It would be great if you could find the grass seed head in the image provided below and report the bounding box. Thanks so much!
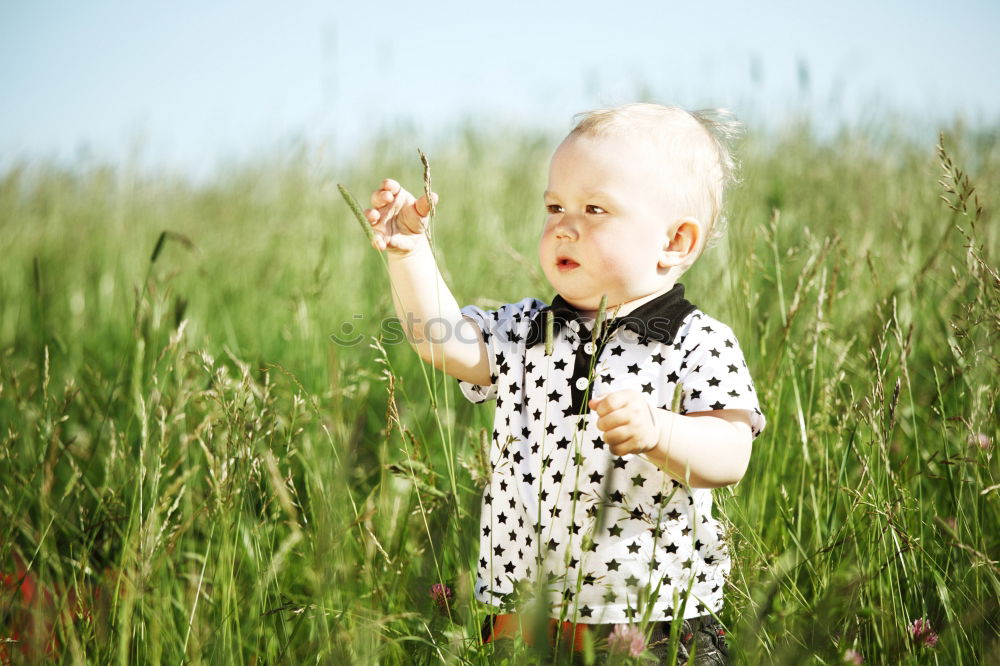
[338,184,377,246]
[593,294,608,340]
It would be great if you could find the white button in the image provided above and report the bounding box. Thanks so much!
[568,320,580,332]
[575,377,589,390]
[583,341,596,355]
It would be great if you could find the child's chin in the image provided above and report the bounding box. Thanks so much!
[556,292,596,310]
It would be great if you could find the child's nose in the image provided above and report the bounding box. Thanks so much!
[553,216,579,240]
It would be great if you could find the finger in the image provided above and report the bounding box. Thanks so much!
[601,425,632,448]
[381,178,401,194]
[413,192,439,218]
[370,188,390,208]
[596,409,629,433]
[364,208,380,224]
[593,391,628,414]
[607,430,648,456]
[588,394,611,415]
[383,189,402,209]
[412,194,430,218]
[605,392,632,411]
[608,439,640,456]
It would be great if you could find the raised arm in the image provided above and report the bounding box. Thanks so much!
[364,179,491,386]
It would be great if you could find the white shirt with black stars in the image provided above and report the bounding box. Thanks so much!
[457,285,766,624]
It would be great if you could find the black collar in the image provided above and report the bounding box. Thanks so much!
[525,284,697,347]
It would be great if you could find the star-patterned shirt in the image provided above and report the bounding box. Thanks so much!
[457,285,765,624]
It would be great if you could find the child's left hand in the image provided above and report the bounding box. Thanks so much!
[589,390,660,456]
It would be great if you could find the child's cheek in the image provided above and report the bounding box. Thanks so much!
[593,242,631,280]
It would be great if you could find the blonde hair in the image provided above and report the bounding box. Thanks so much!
[569,103,744,250]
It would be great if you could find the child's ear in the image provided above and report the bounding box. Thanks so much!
[659,217,701,269]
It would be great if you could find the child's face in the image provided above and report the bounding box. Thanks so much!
[539,131,683,312]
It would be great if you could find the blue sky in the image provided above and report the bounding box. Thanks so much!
[1,0,998,174]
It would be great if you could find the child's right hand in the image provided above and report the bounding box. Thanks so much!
[364,179,438,254]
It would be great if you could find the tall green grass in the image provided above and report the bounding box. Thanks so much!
[0,117,997,664]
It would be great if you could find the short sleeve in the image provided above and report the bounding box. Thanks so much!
[677,315,766,438]
[456,298,543,404]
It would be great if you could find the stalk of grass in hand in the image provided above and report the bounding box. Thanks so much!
[337,184,378,246]
[418,149,436,244]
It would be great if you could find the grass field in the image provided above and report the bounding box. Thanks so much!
[0,114,997,664]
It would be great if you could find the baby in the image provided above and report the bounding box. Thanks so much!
[364,103,765,661]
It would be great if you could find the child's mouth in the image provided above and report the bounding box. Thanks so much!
[556,258,580,272]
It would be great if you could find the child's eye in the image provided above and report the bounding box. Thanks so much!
[586,205,607,214]
[546,204,563,214]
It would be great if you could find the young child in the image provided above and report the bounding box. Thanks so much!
[363,103,765,662]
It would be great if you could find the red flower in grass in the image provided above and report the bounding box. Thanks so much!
[607,624,646,657]
[429,583,453,612]
[1,556,103,665]
[842,648,864,664]
[908,617,939,648]
[969,432,991,450]
[1,563,53,664]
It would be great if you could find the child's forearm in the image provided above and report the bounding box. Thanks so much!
[644,409,753,489]
[386,236,489,384]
